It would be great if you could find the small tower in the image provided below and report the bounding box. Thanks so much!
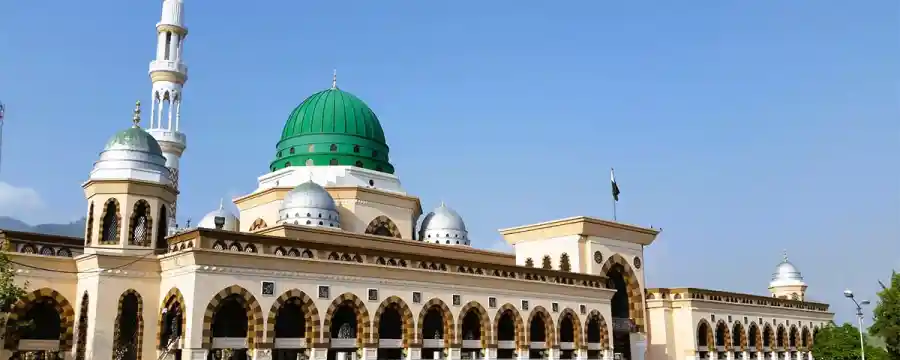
[769,251,808,301]
[147,0,188,231]
[83,101,178,254]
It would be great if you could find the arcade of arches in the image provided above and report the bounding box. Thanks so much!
[695,319,819,360]
[1,286,616,360]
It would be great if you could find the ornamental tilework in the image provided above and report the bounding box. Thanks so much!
[364,216,402,238]
[322,292,371,348]
[557,308,582,349]
[598,254,644,333]
[372,296,414,347]
[4,288,76,350]
[265,289,321,348]
[416,298,455,348]
[493,304,525,351]
[113,289,145,360]
[456,301,491,348]
[156,287,187,349]
[201,285,265,349]
[526,306,556,348]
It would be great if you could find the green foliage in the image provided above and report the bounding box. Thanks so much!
[870,271,900,359]
[811,323,888,360]
[541,255,552,270]
[0,245,27,313]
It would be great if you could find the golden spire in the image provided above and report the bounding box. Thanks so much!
[332,69,338,89]
[132,100,142,128]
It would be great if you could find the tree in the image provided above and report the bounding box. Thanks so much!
[871,271,900,359]
[541,255,552,270]
[524,258,534,268]
[559,253,571,272]
[0,242,29,341]
[811,323,887,360]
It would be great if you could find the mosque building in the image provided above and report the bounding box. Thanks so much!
[0,1,832,360]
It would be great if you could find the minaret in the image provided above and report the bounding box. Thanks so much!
[147,0,188,232]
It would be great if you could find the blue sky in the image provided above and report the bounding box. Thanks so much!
[1,1,897,324]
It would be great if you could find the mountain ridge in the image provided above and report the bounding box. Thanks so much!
[0,216,85,238]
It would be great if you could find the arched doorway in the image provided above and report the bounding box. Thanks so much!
[585,311,609,360]
[715,321,730,358]
[527,307,553,359]
[748,324,760,354]
[557,311,580,359]
[376,305,402,359]
[762,325,773,351]
[732,322,745,359]
[494,307,520,360]
[210,294,251,360]
[421,306,446,359]
[696,320,712,359]
[800,327,810,351]
[273,299,306,360]
[326,295,368,360]
[789,326,798,360]
[159,290,185,360]
[460,309,483,359]
[776,325,786,354]
[113,290,143,360]
[606,264,633,360]
[12,297,63,358]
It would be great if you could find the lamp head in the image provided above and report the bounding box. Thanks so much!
[843,290,854,298]
[861,300,871,306]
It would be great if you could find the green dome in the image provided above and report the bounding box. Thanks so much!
[271,87,395,174]
[104,126,163,155]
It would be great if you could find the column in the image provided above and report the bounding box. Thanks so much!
[743,351,750,360]
[157,99,164,129]
[406,347,421,360]
[548,347,559,360]
[448,347,461,360]
[167,97,174,130]
[168,33,179,62]
[710,352,718,360]
[576,348,587,360]
[601,349,612,360]
[182,348,208,360]
[485,347,497,360]
[756,352,763,360]
[175,98,182,131]
[310,347,327,360]
[518,348,529,360]
[362,347,377,360]
[726,351,734,360]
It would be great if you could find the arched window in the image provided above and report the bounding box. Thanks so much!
[330,159,339,165]
[100,199,120,244]
[85,202,94,246]
[354,161,363,167]
[330,144,338,152]
[289,147,295,154]
[353,145,360,153]
[129,200,152,246]
[156,205,169,251]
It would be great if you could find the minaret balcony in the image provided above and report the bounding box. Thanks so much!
[149,60,188,76]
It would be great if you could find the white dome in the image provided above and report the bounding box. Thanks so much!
[770,252,805,287]
[90,102,171,184]
[420,203,469,246]
[278,180,341,229]
[198,200,240,231]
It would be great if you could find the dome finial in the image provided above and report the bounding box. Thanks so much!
[219,198,224,210]
[132,100,142,128]
[782,249,789,262]
[332,69,338,89]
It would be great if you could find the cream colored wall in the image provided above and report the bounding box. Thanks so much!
[584,237,643,278]
[238,200,281,232]
[512,235,580,270]
[645,296,832,360]
[337,199,415,239]
[769,285,807,301]
[179,268,615,348]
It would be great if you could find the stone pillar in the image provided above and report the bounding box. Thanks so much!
[485,347,497,360]
[601,349,612,360]
[448,347,461,360]
[711,352,719,360]
[362,348,377,360]
[577,348,587,360]
[406,347,421,360]
[548,347,559,360]
[310,347,327,360]
[518,348,529,360]
[182,348,208,360]
[726,351,734,360]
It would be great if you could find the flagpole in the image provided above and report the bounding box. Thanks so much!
[612,195,617,221]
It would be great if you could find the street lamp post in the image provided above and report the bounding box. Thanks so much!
[843,290,870,360]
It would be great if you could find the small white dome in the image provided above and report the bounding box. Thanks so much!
[420,202,469,246]
[90,102,171,184]
[278,180,341,229]
[770,252,805,287]
[198,200,240,231]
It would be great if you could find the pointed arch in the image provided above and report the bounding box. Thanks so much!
[748,322,761,349]
[763,323,774,349]
[801,326,812,350]
[585,310,610,350]
[323,292,371,348]
[266,289,320,348]
[75,292,89,360]
[598,254,644,332]
[789,324,799,349]
[715,320,731,351]
[249,218,268,231]
[732,321,746,351]
[157,287,187,349]
[99,198,122,244]
[4,287,76,350]
[457,301,491,349]
[365,215,401,238]
[526,306,556,348]
[113,289,144,360]
[372,296,414,347]
[696,319,714,351]
[155,204,169,251]
[128,200,153,246]
[776,324,787,349]
[201,285,265,349]
[557,308,582,349]
[494,303,525,349]
[85,202,94,246]
[417,298,455,348]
